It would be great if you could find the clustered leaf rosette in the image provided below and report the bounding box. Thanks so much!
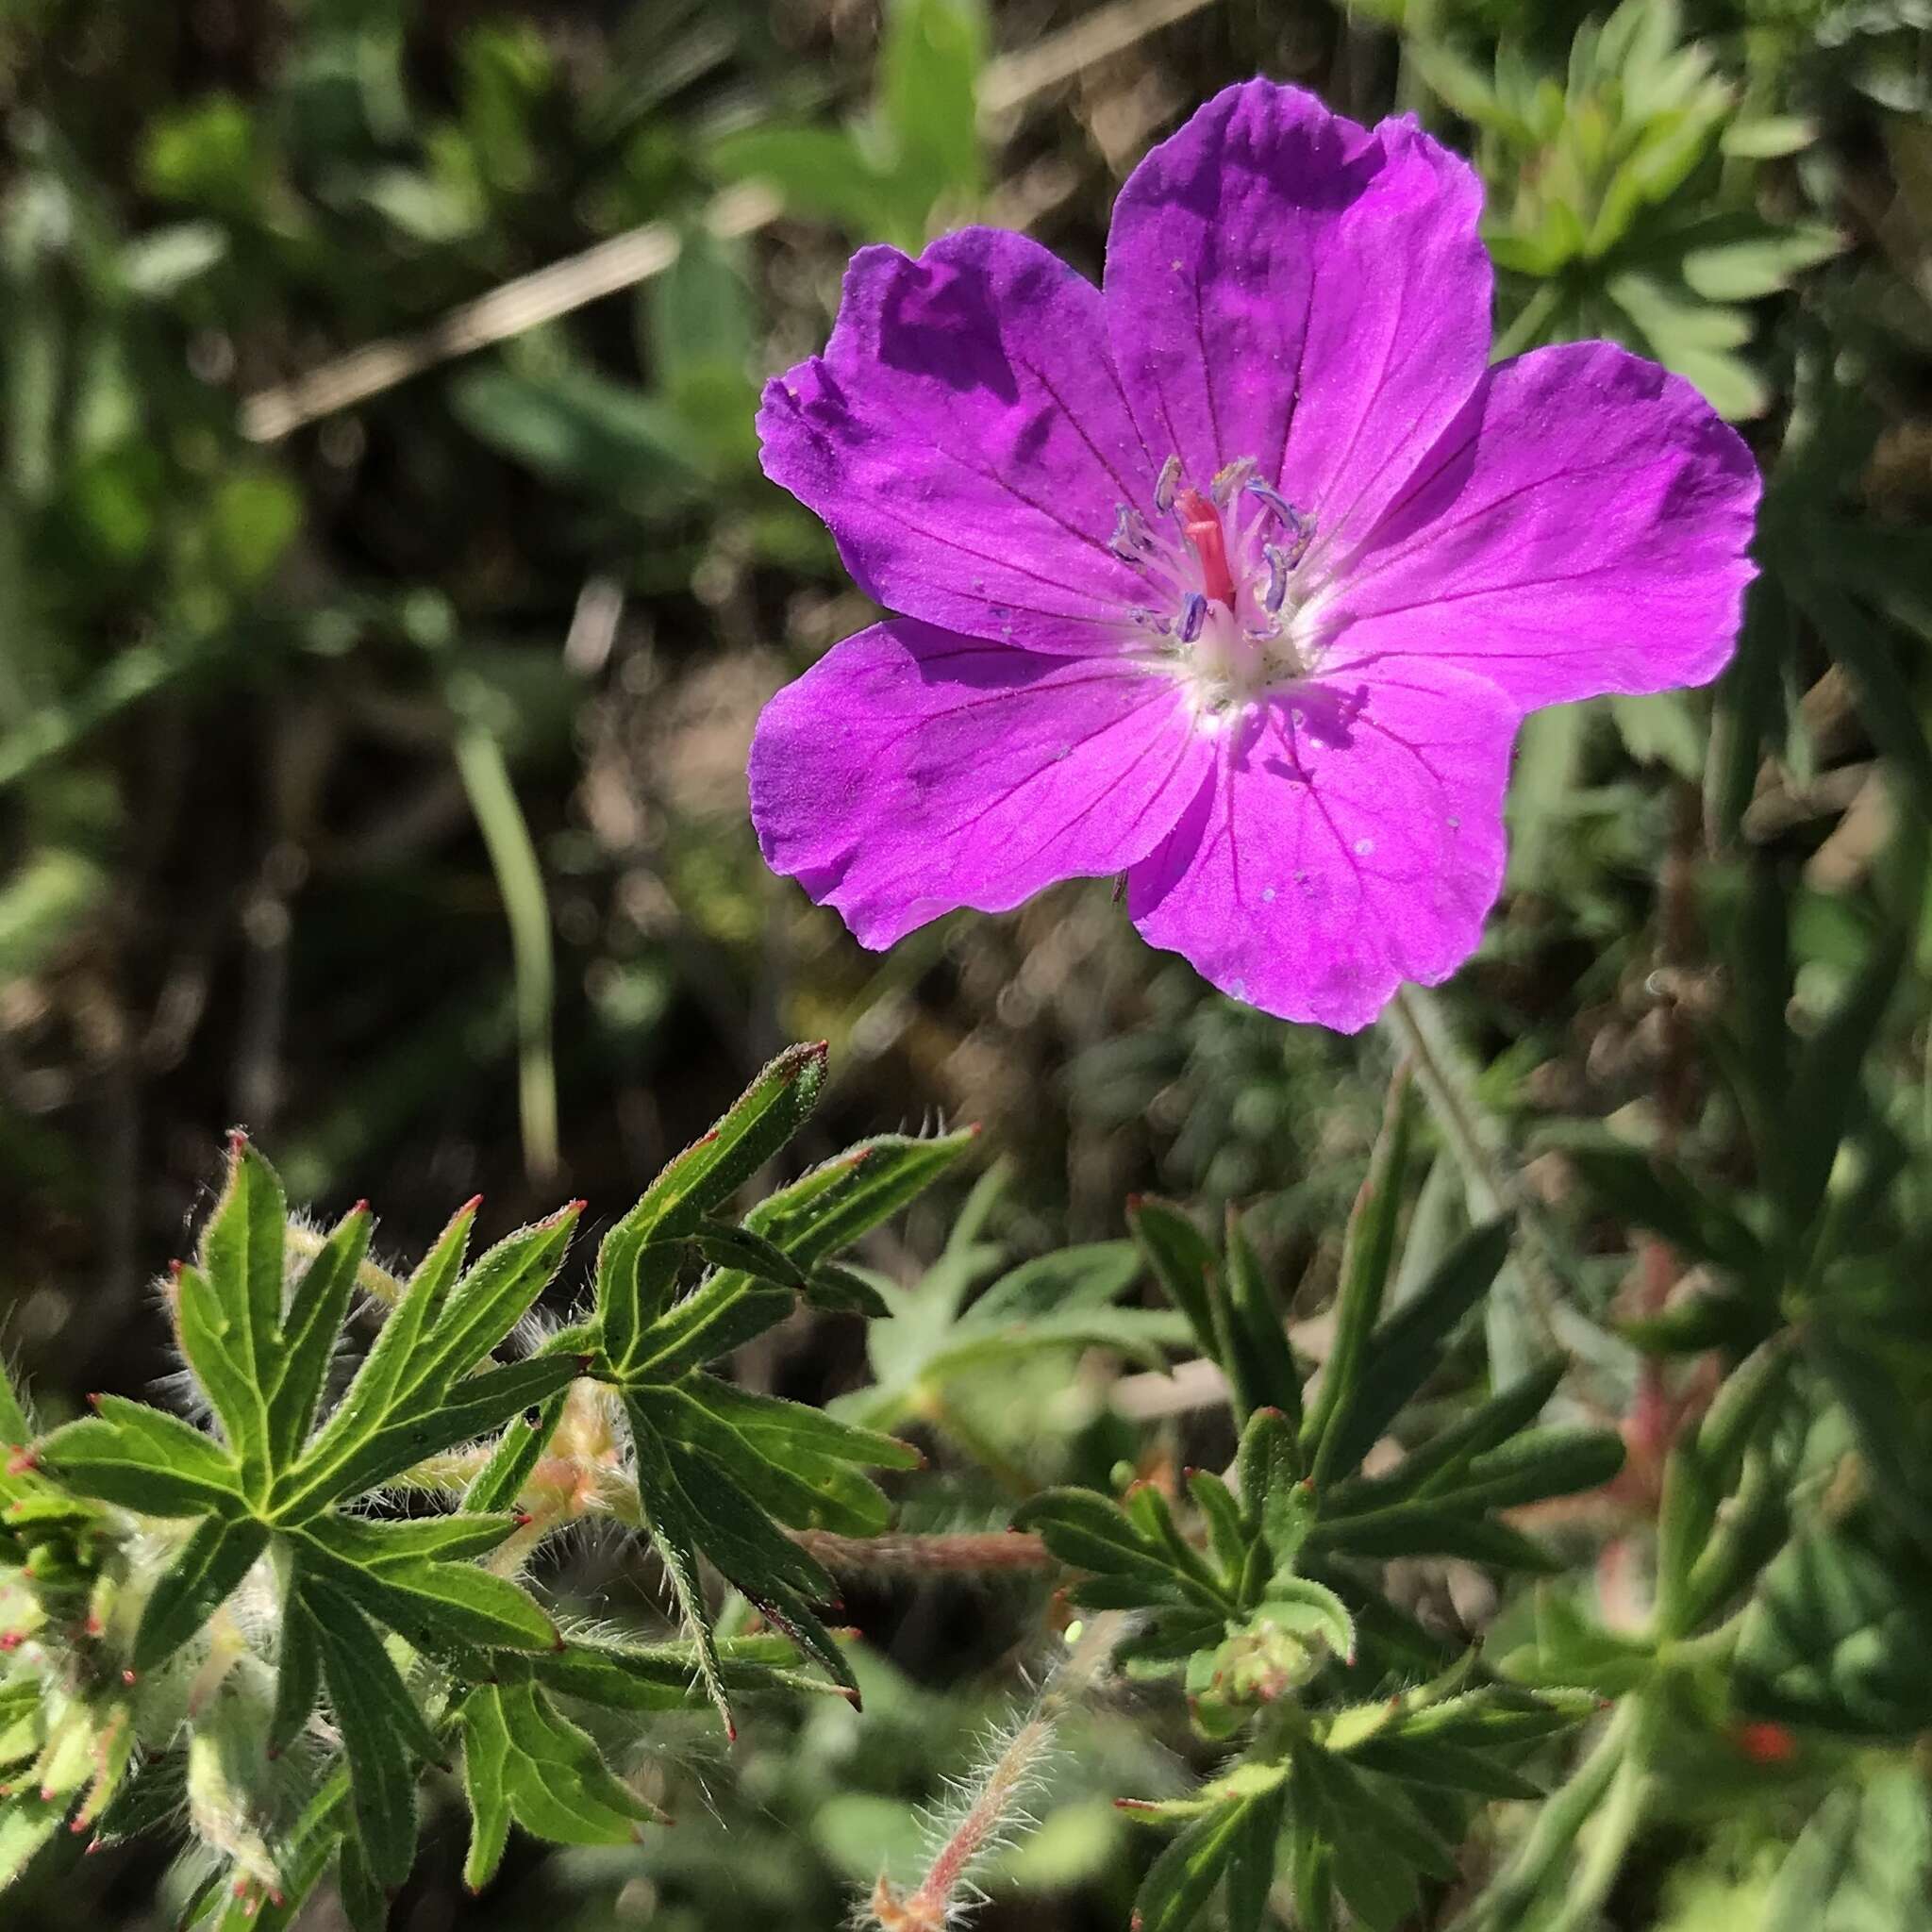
[0,1046,970,1923]
[748,78,1760,1030]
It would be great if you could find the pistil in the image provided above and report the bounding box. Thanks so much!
[1174,488,1237,608]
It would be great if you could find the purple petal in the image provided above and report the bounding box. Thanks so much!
[1317,341,1760,708]
[1104,80,1491,552]
[1125,665,1515,1031]
[749,620,1213,948]
[758,228,1157,657]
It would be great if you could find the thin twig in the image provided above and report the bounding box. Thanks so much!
[237,0,1224,441]
[977,0,1219,114]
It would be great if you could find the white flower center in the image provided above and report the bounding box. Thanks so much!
[1107,455,1323,723]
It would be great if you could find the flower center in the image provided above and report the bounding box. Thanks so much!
[1108,454,1318,718]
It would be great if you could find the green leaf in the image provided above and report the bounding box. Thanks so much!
[1132,1783,1277,1932]
[303,1576,438,1886]
[623,1276,794,1383]
[400,1205,582,1412]
[133,1514,270,1670]
[1299,1747,1456,1930]
[1189,1468,1248,1583]
[1012,1488,1232,1615]
[1344,1733,1542,1801]
[1425,1426,1625,1514]
[1680,223,1840,301]
[680,1378,917,1522]
[1327,1358,1566,1515]
[1304,1085,1414,1481]
[0,1794,61,1889]
[1223,1208,1301,1424]
[599,1042,827,1371]
[271,1594,325,1757]
[746,1128,975,1268]
[1720,116,1815,158]
[1306,1502,1561,1572]
[1234,1403,1302,1528]
[798,1262,892,1319]
[647,229,756,390]
[38,1396,243,1516]
[706,125,905,242]
[170,1261,274,1500]
[972,1241,1141,1321]
[1737,1514,1932,1736]
[1391,1682,1592,1746]
[460,1679,515,1893]
[1125,1197,1221,1369]
[1765,1767,1932,1932]
[199,1134,288,1394]
[453,363,723,496]
[299,1532,553,1658]
[686,1220,808,1292]
[265,1205,373,1469]
[879,0,987,211]
[1224,1777,1288,1932]
[336,1831,387,1932]
[463,1387,569,1516]
[1780,922,1908,1238]
[535,1637,842,1712]
[280,1352,583,1515]
[282,1197,478,1499]
[1788,571,1932,826]
[1565,1142,1764,1272]
[459,1669,658,1888]
[627,1396,830,1600]
[1657,1341,1790,1631]
[0,1357,29,1448]
[1316,1219,1514,1485]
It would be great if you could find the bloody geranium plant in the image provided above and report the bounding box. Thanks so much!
[748,79,1759,1028]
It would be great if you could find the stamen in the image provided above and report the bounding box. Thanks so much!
[1109,505,1155,561]
[1174,488,1237,608]
[1153,455,1182,516]
[1177,592,1208,643]
[1244,477,1311,551]
[1210,458,1257,507]
[1261,543,1291,614]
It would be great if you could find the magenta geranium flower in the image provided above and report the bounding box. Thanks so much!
[747,80,1758,1030]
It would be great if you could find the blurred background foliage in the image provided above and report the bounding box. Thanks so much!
[2,0,1931,1926]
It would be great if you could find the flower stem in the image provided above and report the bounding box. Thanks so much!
[866,1614,1122,1932]
[1384,984,1570,1360]
[284,1222,405,1308]
[789,1529,1054,1577]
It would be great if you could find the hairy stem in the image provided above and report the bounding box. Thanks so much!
[868,1614,1123,1932]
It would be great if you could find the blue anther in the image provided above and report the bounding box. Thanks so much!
[1244,477,1310,541]
[1177,591,1208,643]
[1154,455,1182,516]
[1110,504,1154,561]
[1261,543,1291,613]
